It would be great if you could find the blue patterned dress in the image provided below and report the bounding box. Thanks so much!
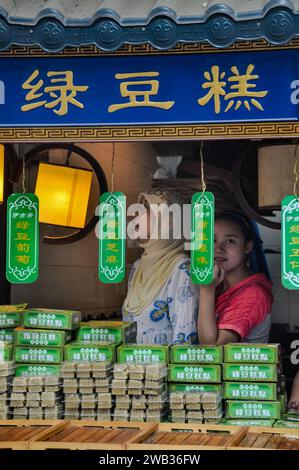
[122,258,199,345]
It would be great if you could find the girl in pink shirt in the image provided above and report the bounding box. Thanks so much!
[198,211,273,345]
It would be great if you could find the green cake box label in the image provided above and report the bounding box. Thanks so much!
[224,343,280,363]
[15,328,72,347]
[169,383,222,393]
[170,345,223,364]
[0,329,15,342]
[76,321,137,345]
[274,420,299,429]
[224,382,277,401]
[14,346,63,364]
[0,342,13,361]
[223,364,278,382]
[281,410,299,422]
[117,345,169,364]
[15,364,60,377]
[64,343,115,362]
[223,419,275,427]
[226,401,281,419]
[0,312,24,328]
[168,364,222,383]
[0,304,28,328]
[23,309,81,330]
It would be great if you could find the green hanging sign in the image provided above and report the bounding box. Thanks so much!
[6,193,39,284]
[98,192,126,283]
[191,191,214,284]
[281,195,299,289]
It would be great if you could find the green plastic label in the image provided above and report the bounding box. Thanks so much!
[226,401,281,419]
[0,312,23,328]
[282,411,299,422]
[191,192,214,284]
[224,382,277,401]
[64,344,115,362]
[170,345,223,364]
[168,364,221,383]
[281,195,299,289]
[274,420,299,429]
[6,193,39,284]
[14,346,63,364]
[16,328,72,347]
[224,343,280,363]
[117,345,168,364]
[15,364,60,377]
[99,192,126,284]
[0,329,15,342]
[223,419,275,427]
[223,364,278,382]
[169,383,222,393]
[24,309,81,330]
[77,327,122,344]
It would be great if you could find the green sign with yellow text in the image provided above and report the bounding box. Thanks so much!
[281,195,299,289]
[99,192,126,283]
[191,192,214,284]
[6,193,39,284]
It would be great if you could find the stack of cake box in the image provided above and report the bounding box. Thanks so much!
[168,345,223,424]
[222,343,285,426]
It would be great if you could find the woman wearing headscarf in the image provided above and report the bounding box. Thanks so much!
[122,190,199,345]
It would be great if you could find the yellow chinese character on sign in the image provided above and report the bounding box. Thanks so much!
[15,221,30,230]
[108,72,175,112]
[290,260,299,270]
[198,66,226,114]
[15,255,30,265]
[106,243,119,253]
[21,69,46,110]
[224,64,268,112]
[15,233,30,241]
[196,257,208,265]
[198,245,208,253]
[197,221,208,230]
[198,64,268,114]
[196,232,208,242]
[290,237,299,245]
[290,248,299,257]
[107,221,118,229]
[106,232,116,239]
[106,255,118,264]
[16,244,30,253]
[290,225,299,234]
[21,69,88,116]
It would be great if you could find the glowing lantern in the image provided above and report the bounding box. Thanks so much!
[35,162,92,228]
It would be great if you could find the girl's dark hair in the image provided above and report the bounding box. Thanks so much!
[215,210,255,243]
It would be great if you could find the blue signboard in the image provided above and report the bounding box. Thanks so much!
[0,49,298,126]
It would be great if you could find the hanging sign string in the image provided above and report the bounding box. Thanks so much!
[294,142,298,200]
[111,142,115,194]
[200,141,206,195]
[22,152,26,194]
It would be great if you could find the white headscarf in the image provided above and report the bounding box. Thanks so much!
[123,190,186,316]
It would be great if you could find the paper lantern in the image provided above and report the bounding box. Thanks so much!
[35,162,92,228]
[258,144,299,209]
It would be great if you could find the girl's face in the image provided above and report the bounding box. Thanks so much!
[214,219,253,273]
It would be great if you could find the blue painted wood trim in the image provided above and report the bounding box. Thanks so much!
[0,6,299,52]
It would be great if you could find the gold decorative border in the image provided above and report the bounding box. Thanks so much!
[1,38,299,57]
[1,122,299,142]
